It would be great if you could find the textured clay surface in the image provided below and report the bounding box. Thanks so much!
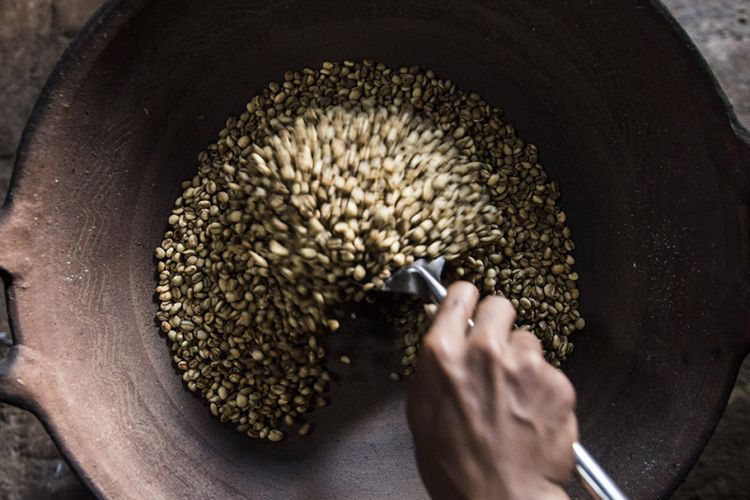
[0,1,747,499]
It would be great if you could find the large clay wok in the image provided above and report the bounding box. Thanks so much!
[1,0,749,498]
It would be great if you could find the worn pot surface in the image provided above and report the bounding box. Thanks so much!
[1,0,749,498]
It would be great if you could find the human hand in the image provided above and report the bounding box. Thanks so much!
[407,282,578,500]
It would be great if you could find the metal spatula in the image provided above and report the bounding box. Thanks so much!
[383,256,450,303]
[382,257,627,500]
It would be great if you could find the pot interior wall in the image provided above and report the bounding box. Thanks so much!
[15,0,746,498]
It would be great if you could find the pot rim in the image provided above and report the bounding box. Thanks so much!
[0,1,748,498]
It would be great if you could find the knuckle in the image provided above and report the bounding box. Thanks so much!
[540,366,577,409]
[483,295,516,320]
[554,374,577,409]
[471,331,502,359]
[443,298,469,318]
[510,350,550,384]
[421,335,453,362]
[515,328,536,342]
[447,280,479,298]
[516,329,542,350]
[442,294,474,318]
[517,349,544,373]
[445,281,478,306]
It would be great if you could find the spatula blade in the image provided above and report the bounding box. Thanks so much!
[382,257,446,302]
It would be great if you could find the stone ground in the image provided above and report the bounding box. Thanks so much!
[0,0,748,498]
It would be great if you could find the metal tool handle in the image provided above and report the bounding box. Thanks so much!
[574,442,628,500]
[413,266,447,302]
[415,270,626,499]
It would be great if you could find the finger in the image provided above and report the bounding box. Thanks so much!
[509,329,543,355]
[544,366,577,411]
[426,281,479,354]
[525,362,576,422]
[470,296,516,344]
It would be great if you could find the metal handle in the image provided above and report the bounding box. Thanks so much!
[413,266,447,302]
[574,442,628,500]
[420,270,626,499]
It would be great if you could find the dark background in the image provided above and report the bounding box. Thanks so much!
[0,0,748,498]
